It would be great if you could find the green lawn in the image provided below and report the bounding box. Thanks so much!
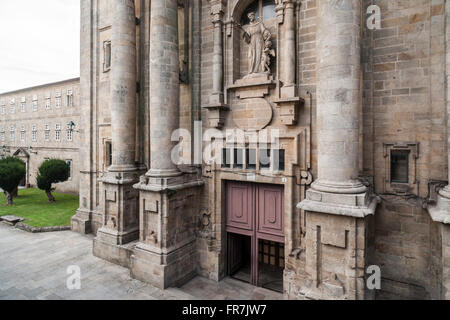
[0,188,79,228]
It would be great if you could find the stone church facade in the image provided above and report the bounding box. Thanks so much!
[71,0,450,300]
[0,78,81,194]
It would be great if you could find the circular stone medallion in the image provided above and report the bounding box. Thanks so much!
[232,98,273,131]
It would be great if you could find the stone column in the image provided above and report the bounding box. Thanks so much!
[205,0,228,128]
[146,0,181,177]
[283,0,295,87]
[109,0,137,173]
[297,0,377,300]
[93,0,140,265]
[71,0,97,235]
[131,0,204,290]
[212,18,223,99]
[428,0,450,300]
[312,0,366,195]
[275,0,302,125]
[440,0,450,201]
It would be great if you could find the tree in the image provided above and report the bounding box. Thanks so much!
[0,157,26,205]
[37,159,70,202]
[2,157,26,198]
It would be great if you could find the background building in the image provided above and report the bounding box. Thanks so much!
[0,78,80,194]
[71,0,450,300]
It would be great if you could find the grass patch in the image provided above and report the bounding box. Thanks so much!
[0,188,78,228]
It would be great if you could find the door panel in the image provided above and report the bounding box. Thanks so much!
[257,185,284,241]
[226,182,253,231]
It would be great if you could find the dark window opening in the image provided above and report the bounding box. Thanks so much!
[106,141,112,167]
[274,149,285,171]
[246,149,257,170]
[234,149,244,169]
[104,41,111,71]
[241,0,276,25]
[391,150,409,184]
[260,149,271,169]
[222,148,231,168]
[262,0,276,20]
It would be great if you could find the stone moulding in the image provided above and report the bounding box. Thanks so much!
[298,196,380,218]
[428,195,450,224]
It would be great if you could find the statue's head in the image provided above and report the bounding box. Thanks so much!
[247,12,256,22]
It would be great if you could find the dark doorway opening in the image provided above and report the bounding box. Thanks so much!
[258,240,284,292]
[228,233,252,284]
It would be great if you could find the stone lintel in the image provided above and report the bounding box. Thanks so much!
[427,195,450,224]
[298,190,379,218]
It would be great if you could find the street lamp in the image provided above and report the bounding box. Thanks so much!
[67,121,80,133]
[28,146,38,155]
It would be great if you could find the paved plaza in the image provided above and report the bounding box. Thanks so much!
[0,223,282,300]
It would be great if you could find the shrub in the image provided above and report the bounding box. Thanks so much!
[37,159,70,202]
[0,157,26,205]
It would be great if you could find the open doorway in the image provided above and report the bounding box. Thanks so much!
[228,233,252,284]
[226,181,285,293]
[258,240,284,292]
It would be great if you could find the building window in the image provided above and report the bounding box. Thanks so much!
[0,103,5,115]
[10,99,15,114]
[390,150,409,184]
[45,124,50,141]
[9,126,15,142]
[234,149,244,169]
[274,149,285,171]
[0,128,4,142]
[20,126,25,142]
[384,142,419,196]
[105,141,112,167]
[67,127,73,142]
[21,97,26,112]
[103,40,112,72]
[55,92,61,108]
[241,0,276,25]
[66,160,73,179]
[32,125,37,142]
[67,89,73,107]
[32,95,38,111]
[246,149,257,170]
[260,149,271,169]
[222,148,231,168]
[45,95,51,109]
[55,124,61,142]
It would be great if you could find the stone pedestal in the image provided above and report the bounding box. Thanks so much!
[93,171,141,267]
[130,172,204,289]
[294,207,376,300]
[71,208,92,234]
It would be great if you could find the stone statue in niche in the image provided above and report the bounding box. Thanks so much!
[243,12,273,75]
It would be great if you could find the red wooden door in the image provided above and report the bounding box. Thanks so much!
[226,181,284,287]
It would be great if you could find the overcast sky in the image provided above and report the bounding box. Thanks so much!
[0,0,80,94]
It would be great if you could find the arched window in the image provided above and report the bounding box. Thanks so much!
[241,0,276,25]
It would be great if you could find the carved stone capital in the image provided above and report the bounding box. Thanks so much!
[210,0,226,23]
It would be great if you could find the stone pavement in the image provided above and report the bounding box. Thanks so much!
[0,223,282,300]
